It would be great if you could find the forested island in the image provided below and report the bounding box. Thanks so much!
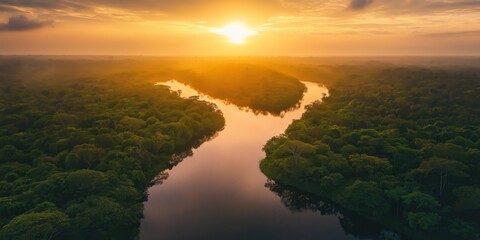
[169,63,306,115]
[261,66,480,239]
[0,58,226,239]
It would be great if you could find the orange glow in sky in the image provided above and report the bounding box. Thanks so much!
[211,22,257,44]
[0,0,479,55]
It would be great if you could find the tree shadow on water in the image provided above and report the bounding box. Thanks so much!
[265,179,408,240]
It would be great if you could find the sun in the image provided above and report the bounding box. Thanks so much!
[211,22,257,44]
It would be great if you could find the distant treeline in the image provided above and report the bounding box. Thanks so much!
[261,66,480,239]
[0,59,225,239]
[0,58,308,115]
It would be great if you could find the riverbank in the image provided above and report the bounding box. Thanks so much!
[0,59,226,239]
[260,66,480,240]
[139,81,359,240]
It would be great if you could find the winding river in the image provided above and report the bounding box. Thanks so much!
[139,80,382,240]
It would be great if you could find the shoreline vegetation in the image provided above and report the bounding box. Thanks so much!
[261,65,480,240]
[264,179,413,239]
[1,57,480,239]
[169,63,307,116]
[0,59,227,239]
[0,57,310,239]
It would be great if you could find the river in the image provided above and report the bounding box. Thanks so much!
[139,80,383,240]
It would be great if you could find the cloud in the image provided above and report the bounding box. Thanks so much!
[0,5,18,12]
[0,0,87,10]
[0,0,288,23]
[1,0,480,24]
[348,0,374,10]
[0,0,284,13]
[422,30,480,37]
[366,0,480,15]
[0,15,53,31]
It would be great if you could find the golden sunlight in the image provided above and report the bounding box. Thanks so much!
[211,22,257,44]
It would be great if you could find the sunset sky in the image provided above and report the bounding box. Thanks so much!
[0,0,479,56]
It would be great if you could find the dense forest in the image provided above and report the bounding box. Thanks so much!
[3,57,480,239]
[0,59,225,239]
[4,57,308,116]
[261,66,480,239]
[264,180,406,239]
[166,63,306,115]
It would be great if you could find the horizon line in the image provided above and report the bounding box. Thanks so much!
[1,54,480,58]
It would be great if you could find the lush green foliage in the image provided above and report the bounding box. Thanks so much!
[261,67,480,239]
[171,63,306,115]
[0,59,225,239]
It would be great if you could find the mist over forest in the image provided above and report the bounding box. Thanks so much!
[0,57,479,240]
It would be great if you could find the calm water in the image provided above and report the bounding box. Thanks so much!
[139,81,388,240]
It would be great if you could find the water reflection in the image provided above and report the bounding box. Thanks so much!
[156,80,306,117]
[150,171,169,186]
[265,180,408,240]
[142,80,409,240]
[142,80,374,240]
[169,150,194,167]
[265,179,338,214]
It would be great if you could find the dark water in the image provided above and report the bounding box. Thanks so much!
[139,81,398,240]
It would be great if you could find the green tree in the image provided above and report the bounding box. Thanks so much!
[348,153,392,177]
[403,191,441,212]
[65,169,107,198]
[65,144,103,169]
[319,173,344,189]
[52,113,78,127]
[119,116,146,131]
[273,139,316,160]
[419,158,468,196]
[449,219,480,240]
[0,211,69,240]
[385,186,408,217]
[342,180,390,216]
[65,196,133,239]
[407,212,440,231]
[453,186,480,212]
[0,145,19,163]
